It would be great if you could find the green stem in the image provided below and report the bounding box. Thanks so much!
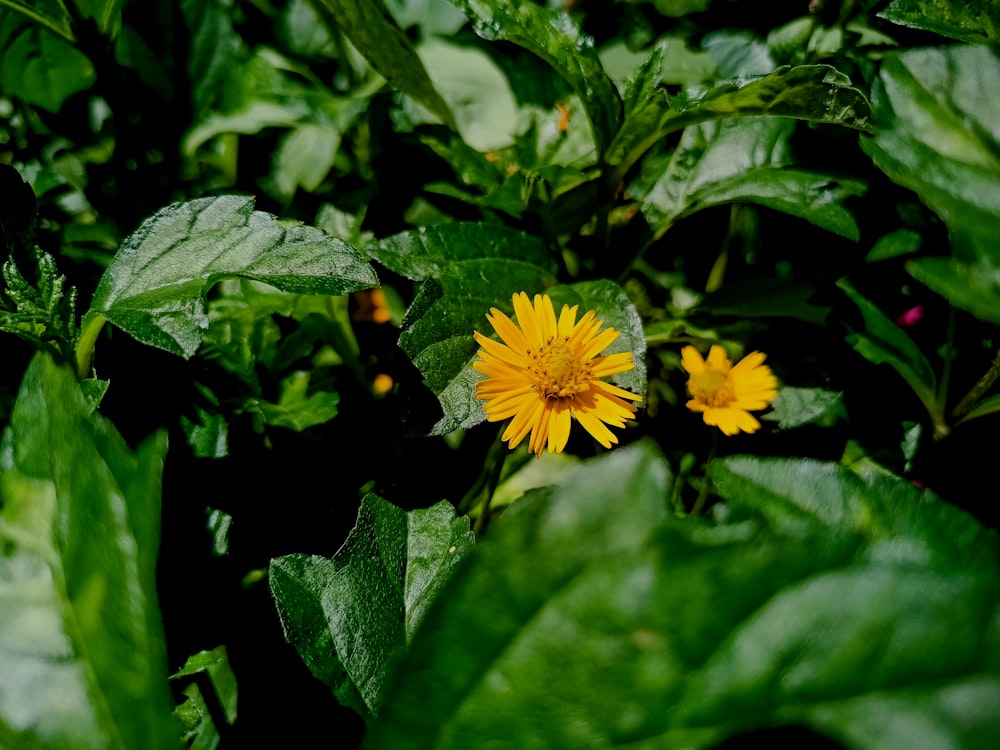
[953,346,1000,425]
[459,426,510,534]
[931,307,957,439]
[690,430,718,516]
[0,0,76,43]
[75,311,106,379]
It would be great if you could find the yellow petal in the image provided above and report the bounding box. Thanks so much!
[487,309,529,353]
[513,292,543,348]
[557,304,579,339]
[582,326,620,360]
[680,346,706,375]
[475,333,526,367]
[548,404,572,453]
[572,407,618,448]
[592,379,644,402]
[591,352,636,378]
[706,345,731,371]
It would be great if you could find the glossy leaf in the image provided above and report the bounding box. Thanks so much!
[640,116,863,239]
[838,279,938,418]
[87,195,378,358]
[879,0,999,43]
[860,45,1000,258]
[309,0,457,130]
[607,64,872,184]
[368,223,557,434]
[449,0,622,156]
[0,353,176,749]
[269,494,474,719]
[364,443,1000,749]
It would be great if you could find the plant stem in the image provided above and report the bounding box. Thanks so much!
[953,346,1000,424]
[75,311,106,379]
[690,430,718,516]
[930,307,957,439]
[458,426,510,534]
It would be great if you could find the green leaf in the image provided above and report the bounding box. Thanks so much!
[180,0,248,118]
[709,455,999,573]
[879,0,1000,43]
[269,494,474,718]
[246,370,340,431]
[0,353,176,749]
[272,123,342,199]
[837,279,939,420]
[449,0,623,156]
[368,223,557,434]
[308,0,457,130]
[962,392,1000,424]
[75,0,123,36]
[867,228,922,262]
[860,45,1000,260]
[406,38,519,151]
[87,195,378,358]
[607,64,872,184]
[863,48,1000,326]
[170,646,237,749]
[699,277,830,326]
[0,9,95,111]
[761,387,846,429]
[365,443,1000,749]
[1,243,79,361]
[639,116,863,239]
[906,257,1000,327]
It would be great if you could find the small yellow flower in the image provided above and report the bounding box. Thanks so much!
[474,292,643,457]
[681,345,778,436]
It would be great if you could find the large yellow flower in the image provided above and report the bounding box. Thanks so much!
[474,292,643,457]
[681,345,778,436]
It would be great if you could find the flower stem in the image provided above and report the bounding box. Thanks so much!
[471,429,510,535]
[459,425,509,529]
[690,430,718,516]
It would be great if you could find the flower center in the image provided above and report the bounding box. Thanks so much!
[689,368,735,408]
[529,338,592,398]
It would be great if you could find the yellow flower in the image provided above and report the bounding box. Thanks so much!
[681,345,778,436]
[474,292,643,457]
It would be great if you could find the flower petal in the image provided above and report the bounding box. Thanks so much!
[512,292,543,348]
[487,309,529,353]
[680,346,706,375]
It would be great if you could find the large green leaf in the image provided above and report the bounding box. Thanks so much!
[364,442,1000,749]
[269,494,474,719]
[86,195,378,358]
[861,45,1000,258]
[0,353,176,749]
[448,0,623,156]
[879,0,1000,43]
[368,223,558,434]
[860,45,1000,324]
[607,64,872,184]
[0,9,94,111]
[307,0,457,130]
[639,116,864,239]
